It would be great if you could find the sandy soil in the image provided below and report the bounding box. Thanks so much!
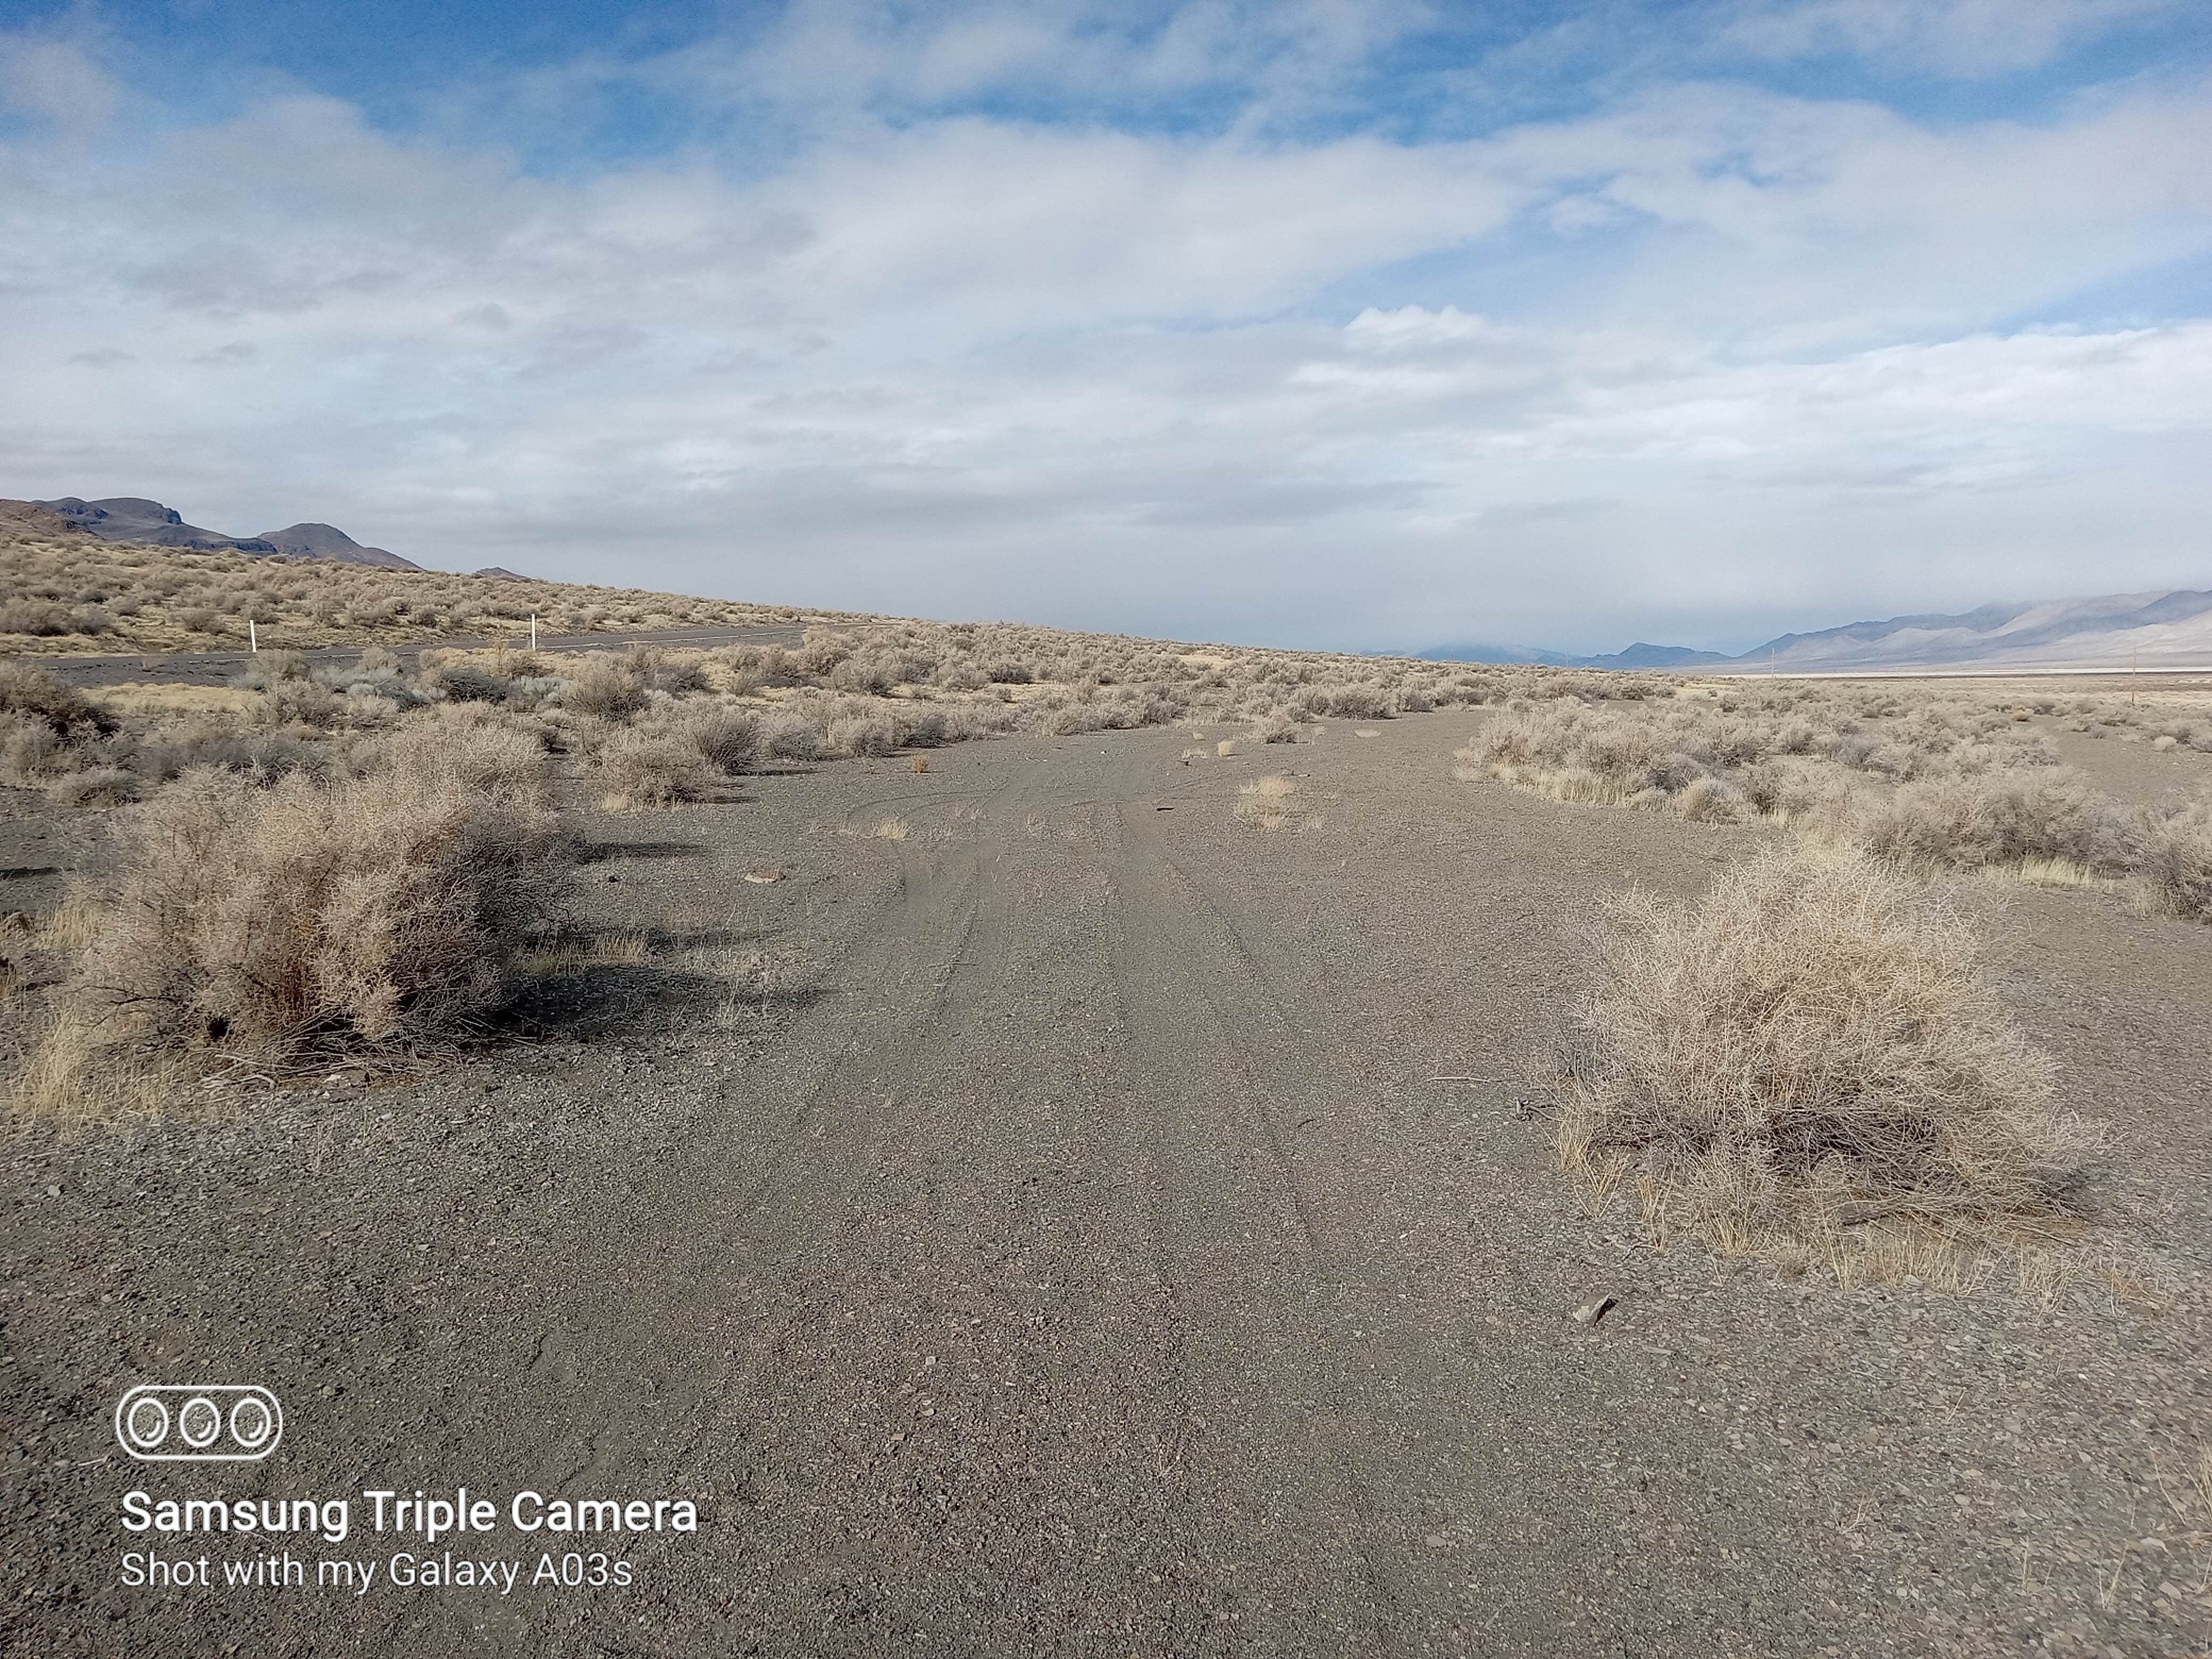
[4,713,2209,1657]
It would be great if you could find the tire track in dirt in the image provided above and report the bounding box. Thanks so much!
[595,756,1228,1656]
[351,776,1030,1657]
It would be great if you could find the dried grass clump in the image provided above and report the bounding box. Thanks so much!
[64,744,565,1066]
[1561,844,2094,1258]
[1235,774,1303,831]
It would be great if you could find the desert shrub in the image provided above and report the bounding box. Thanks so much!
[1848,771,2138,875]
[504,674,564,710]
[1046,704,1109,737]
[826,657,892,695]
[763,713,824,761]
[682,707,761,774]
[1474,711,1548,768]
[1122,689,1186,727]
[1561,844,2091,1247]
[0,599,73,635]
[901,709,949,748]
[596,730,711,809]
[71,756,566,1058]
[1254,709,1298,744]
[1,717,74,784]
[986,660,1034,684]
[48,767,140,808]
[2139,800,2212,921]
[373,708,556,809]
[559,655,649,720]
[1328,685,1393,719]
[722,644,801,687]
[1641,751,1708,794]
[0,668,121,787]
[795,629,851,676]
[137,723,330,786]
[827,713,898,757]
[1739,757,1850,824]
[626,646,709,695]
[0,664,115,739]
[1675,775,1744,824]
[249,649,312,684]
[422,659,508,703]
[258,679,349,729]
[941,702,1020,741]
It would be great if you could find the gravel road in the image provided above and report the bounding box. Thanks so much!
[5,714,2208,1657]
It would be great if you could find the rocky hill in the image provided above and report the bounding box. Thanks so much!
[24,497,419,568]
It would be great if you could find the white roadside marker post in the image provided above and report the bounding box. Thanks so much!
[249,619,258,653]
[531,613,538,652]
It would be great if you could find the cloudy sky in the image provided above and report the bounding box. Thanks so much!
[3,1,2208,653]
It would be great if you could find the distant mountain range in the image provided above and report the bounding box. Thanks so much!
[1428,588,2212,675]
[28,496,421,569]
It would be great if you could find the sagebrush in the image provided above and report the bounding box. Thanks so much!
[1561,844,2097,1259]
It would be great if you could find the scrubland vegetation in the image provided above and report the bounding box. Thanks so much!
[5,531,2206,1319]
[0,520,810,651]
[2,544,1637,824]
[1459,679,2209,1288]
[1,544,1578,1109]
[1461,681,2212,919]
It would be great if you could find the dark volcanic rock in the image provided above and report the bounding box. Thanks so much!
[35,496,276,552]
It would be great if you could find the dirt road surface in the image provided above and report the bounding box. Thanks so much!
[6,715,2208,1656]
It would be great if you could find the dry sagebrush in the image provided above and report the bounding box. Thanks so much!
[1462,682,2212,915]
[66,724,565,1064]
[2140,799,2212,921]
[0,522,810,652]
[1562,845,2097,1258]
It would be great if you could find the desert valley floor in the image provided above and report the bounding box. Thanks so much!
[6,707,2211,1658]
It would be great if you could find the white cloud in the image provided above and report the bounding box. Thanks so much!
[0,9,2207,652]
[0,27,118,131]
